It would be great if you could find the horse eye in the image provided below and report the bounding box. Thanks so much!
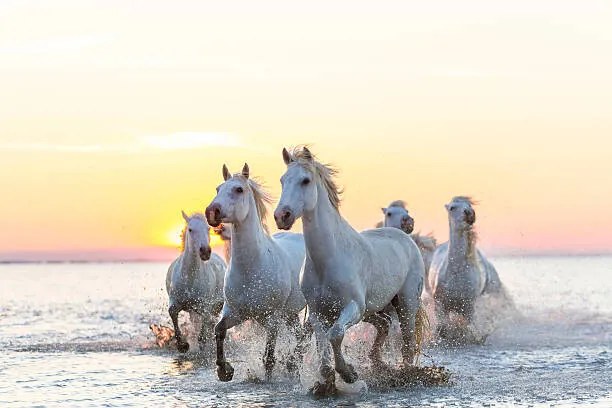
[236,187,243,193]
[302,178,310,185]
[387,213,392,217]
[449,206,456,211]
[188,228,193,232]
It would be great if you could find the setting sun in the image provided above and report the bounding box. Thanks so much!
[165,223,185,248]
[163,222,224,249]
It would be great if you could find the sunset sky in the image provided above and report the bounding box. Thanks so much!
[1,0,611,261]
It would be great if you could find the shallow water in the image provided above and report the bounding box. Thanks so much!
[1,257,611,407]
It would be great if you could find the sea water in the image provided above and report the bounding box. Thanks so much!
[1,257,610,407]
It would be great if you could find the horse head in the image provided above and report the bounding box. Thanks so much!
[445,196,477,230]
[181,210,212,261]
[275,146,340,230]
[206,163,271,230]
[206,163,253,228]
[382,200,415,234]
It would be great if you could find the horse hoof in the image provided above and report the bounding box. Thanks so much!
[309,379,337,398]
[338,364,358,384]
[177,341,189,353]
[216,361,234,382]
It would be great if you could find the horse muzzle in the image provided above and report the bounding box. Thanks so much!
[199,246,212,261]
[401,216,415,234]
[274,207,295,230]
[205,203,224,227]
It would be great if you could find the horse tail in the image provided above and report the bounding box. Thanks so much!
[414,300,430,365]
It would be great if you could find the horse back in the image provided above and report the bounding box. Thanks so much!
[360,228,424,310]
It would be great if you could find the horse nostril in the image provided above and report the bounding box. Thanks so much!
[207,205,220,219]
[200,246,211,259]
[282,210,292,222]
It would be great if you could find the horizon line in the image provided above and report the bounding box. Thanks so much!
[1,251,611,264]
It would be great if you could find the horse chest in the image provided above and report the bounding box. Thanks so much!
[301,273,353,315]
[438,264,483,298]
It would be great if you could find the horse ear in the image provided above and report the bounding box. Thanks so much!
[242,163,250,179]
[282,147,293,165]
[222,164,231,181]
[302,146,313,161]
[381,207,387,214]
[181,210,190,222]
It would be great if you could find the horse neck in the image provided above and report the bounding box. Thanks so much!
[180,234,201,281]
[448,224,477,268]
[302,182,355,264]
[230,195,268,264]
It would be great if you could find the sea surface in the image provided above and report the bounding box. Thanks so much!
[1,256,610,407]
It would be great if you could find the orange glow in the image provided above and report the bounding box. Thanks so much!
[1,1,611,261]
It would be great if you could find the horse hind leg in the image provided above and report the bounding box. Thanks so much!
[169,303,189,353]
[392,289,426,366]
[363,310,392,367]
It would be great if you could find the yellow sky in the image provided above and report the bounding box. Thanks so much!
[1,0,611,259]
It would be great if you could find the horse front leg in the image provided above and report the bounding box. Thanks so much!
[328,300,363,384]
[214,304,245,382]
[309,315,336,396]
[285,312,310,378]
[433,297,450,341]
[259,315,280,381]
[169,303,189,353]
[197,312,215,352]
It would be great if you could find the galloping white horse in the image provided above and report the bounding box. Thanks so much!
[377,200,437,292]
[274,147,427,393]
[166,211,226,353]
[428,196,502,340]
[205,163,308,382]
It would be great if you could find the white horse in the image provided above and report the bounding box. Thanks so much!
[166,211,226,353]
[377,200,438,292]
[428,196,503,341]
[274,147,427,393]
[205,163,308,382]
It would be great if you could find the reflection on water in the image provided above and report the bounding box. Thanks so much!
[1,257,611,407]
